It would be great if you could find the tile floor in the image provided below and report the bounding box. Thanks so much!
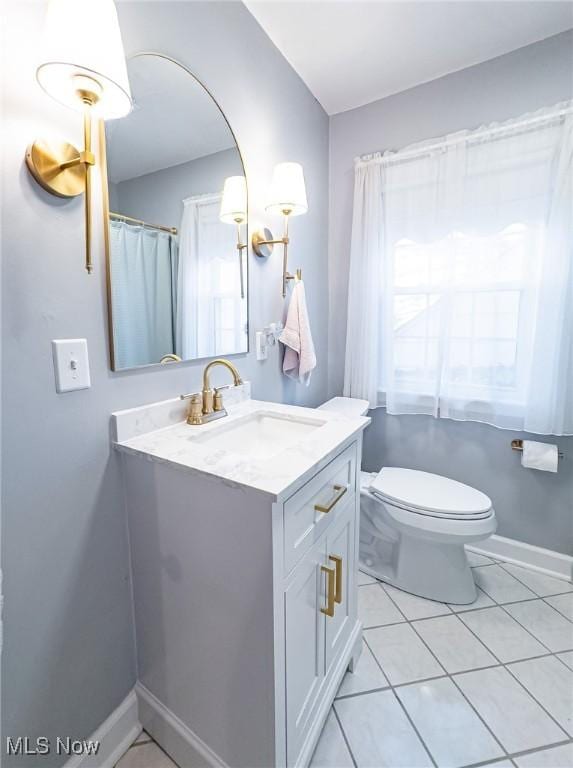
[116,552,573,768]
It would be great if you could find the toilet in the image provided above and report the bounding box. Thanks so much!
[318,397,497,605]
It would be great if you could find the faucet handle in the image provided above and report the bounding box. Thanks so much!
[180,391,201,400]
[180,392,203,425]
[213,385,231,413]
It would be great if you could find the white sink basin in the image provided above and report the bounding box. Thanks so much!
[189,411,326,459]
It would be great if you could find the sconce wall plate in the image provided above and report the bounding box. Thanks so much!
[252,227,275,259]
[25,138,86,198]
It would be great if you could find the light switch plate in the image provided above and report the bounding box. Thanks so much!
[52,339,91,393]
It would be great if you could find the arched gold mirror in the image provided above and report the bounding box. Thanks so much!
[103,53,248,371]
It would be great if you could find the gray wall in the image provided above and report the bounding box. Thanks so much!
[329,31,573,555]
[115,147,243,234]
[1,2,329,765]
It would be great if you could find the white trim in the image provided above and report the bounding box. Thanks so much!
[467,534,573,582]
[64,690,140,768]
[135,683,228,768]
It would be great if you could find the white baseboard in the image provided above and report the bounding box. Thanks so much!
[64,689,141,768]
[468,534,573,581]
[135,683,228,768]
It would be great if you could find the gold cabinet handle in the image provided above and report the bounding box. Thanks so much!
[329,555,343,604]
[321,565,336,617]
[315,484,347,514]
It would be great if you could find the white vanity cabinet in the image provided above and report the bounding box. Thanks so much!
[114,398,368,768]
[282,444,358,765]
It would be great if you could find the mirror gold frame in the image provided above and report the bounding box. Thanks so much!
[101,52,249,372]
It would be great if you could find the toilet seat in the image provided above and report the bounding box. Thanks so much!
[366,468,493,521]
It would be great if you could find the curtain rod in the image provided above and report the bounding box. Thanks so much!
[356,104,573,167]
[110,211,178,235]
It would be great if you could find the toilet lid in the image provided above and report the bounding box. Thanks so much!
[369,467,492,518]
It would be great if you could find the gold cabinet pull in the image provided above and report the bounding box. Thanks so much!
[321,565,336,617]
[329,555,343,604]
[315,484,347,514]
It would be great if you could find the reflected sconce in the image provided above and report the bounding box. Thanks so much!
[25,0,132,274]
[252,162,308,297]
[219,175,247,299]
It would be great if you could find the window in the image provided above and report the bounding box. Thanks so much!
[389,224,541,407]
[344,103,573,434]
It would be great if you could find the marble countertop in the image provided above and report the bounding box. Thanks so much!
[113,396,370,500]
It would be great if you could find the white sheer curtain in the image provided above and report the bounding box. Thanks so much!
[344,103,573,435]
[176,193,247,359]
[176,196,201,358]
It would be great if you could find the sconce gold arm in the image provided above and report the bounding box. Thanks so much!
[25,90,99,274]
[236,221,246,299]
[83,105,94,274]
[252,215,302,297]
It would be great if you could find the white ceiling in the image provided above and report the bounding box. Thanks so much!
[244,1,573,115]
[107,54,236,183]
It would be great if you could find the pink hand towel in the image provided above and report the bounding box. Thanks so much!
[279,280,316,385]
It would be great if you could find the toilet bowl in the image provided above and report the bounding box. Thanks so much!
[360,469,496,604]
[317,397,497,605]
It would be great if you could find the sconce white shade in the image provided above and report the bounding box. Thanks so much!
[220,176,247,224]
[265,162,308,217]
[36,0,132,119]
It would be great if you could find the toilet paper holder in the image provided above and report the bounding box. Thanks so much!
[511,439,564,459]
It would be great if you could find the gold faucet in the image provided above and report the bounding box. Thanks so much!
[181,358,243,425]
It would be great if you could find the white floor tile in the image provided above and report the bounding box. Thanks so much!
[358,584,404,628]
[505,600,573,653]
[466,551,496,567]
[500,564,573,598]
[366,623,444,685]
[310,708,354,768]
[454,666,566,754]
[396,676,504,768]
[448,587,495,613]
[335,689,433,768]
[357,569,377,585]
[459,606,547,663]
[514,743,573,768]
[384,584,452,620]
[115,742,178,768]
[509,656,573,737]
[557,651,573,670]
[545,593,573,622]
[474,565,537,604]
[336,641,389,698]
[413,614,497,673]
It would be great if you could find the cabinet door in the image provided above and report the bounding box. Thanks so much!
[325,505,355,674]
[284,537,327,766]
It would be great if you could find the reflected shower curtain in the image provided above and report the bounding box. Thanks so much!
[110,219,179,369]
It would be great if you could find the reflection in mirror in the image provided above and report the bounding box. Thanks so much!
[105,53,248,371]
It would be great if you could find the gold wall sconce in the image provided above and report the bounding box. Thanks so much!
[251,162,307,297]
[25,0,132,274]
[220,175,247,299]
